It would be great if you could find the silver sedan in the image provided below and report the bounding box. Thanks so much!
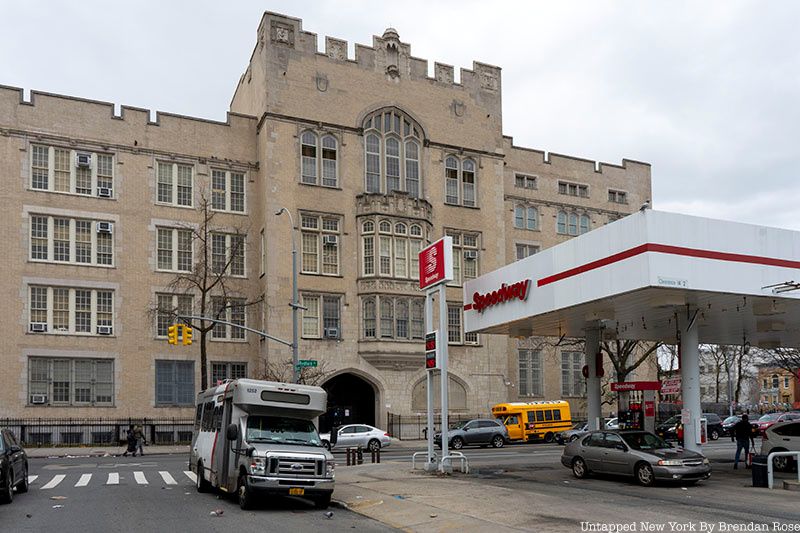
[561,430,711,486]
[319,424,392,452]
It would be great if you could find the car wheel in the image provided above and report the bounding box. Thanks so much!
[569,435,579,442]
[0,469,13,504]
[451,437,464,450]
[195,462,210,493]
[238,472,254,510]
[322,441,331,451]
[773,454,791,472]
[314,492,332,509]
[491,435,505,448]
[710,429,719,441]
[635,462,655,486]
[572,457,588,479]
[367,439,381,452]
[17,464,28,494]
[544,432,554,443]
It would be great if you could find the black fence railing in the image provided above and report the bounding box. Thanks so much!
[0,418,194,447]
[386,412,486,440]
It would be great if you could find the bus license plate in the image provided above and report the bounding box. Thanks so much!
[289,488,305,496]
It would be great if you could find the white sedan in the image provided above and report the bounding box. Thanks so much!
[319,424,392,451]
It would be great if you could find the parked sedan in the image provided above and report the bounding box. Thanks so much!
[722,415,741,437]
[756,412,800,435]
[561,430,711,486]
[434,419,509,450]
[557,422,589,445]
[1,428,29,504]
[319,424,392,452]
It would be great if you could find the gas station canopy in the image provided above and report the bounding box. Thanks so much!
[464,210,800,348]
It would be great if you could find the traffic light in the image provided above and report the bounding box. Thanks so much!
[167,324,179,345]
[182,325,193,345]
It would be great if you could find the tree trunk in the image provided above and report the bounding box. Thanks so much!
[200,329,208,390]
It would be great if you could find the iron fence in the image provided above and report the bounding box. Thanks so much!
[0,418,194,447]
[386,412,486,440]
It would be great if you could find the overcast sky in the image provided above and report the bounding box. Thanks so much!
[2,1,798,229]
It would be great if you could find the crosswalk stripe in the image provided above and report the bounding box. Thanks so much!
[107,473,119,485]
[41,474,65,490]
[27,475,38,484]
[184,471,197,483]
[159,471,177,485]
[75,474,92,487]
[134,471,148,485]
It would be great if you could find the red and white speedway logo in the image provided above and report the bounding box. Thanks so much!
[471,279,531,313]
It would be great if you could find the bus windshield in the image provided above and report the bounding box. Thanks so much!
[245,416,322,447]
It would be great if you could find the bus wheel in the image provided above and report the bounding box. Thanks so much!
[195,462,210,493]
[238,473,254,510]
[544,432,554,443]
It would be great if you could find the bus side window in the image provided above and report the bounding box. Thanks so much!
[553,410,562,421]
[506,415,518,425]
[545,410,553,421]
[202,401,214,431]
[214,406,222,431]
[535,411,544,422]
[195,404,203,429]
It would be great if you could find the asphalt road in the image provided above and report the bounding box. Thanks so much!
[0,454,396,533]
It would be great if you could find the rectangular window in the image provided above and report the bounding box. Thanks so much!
[210,233,245,276]
[211,362,247,385]
[155,360,195,406]
[30,145,115,198]
[380,298,394,338]
[157,161,193,207]
[608,190,628,204]
[561,351,585,397]
[28,286,114,336]
[211,169,246,213]
[301,294,342,339]
[446,230,480,286]
[28,357,114,406]
[518,349,543,396]
[156,227,193,272]
[516,243,540,261]
[447,304,462,344]
[362,236,374,276]
[559,181,588,198]
[300,213,341,275]
[362,296,423,340]
[210,297,247,340]
[515,174,537,189]
[156,293,193,337]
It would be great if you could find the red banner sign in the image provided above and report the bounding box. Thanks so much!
[610,381,661,392]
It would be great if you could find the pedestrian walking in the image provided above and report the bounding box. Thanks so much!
[122,426,136,457]
[732,414,755,469]
[133,424,146,456]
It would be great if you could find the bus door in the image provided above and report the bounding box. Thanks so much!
[217,398,235,491]
[501,414,524,441]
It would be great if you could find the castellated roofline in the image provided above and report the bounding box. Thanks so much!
[249,11,502,91]
[503,135,651,174]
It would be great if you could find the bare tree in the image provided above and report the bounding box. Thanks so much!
[258,358,334,386]
[601,339,661,383]
[151,194,261,390]
[760,347,800,375]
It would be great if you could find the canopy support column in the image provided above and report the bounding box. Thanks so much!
[680,309,701,453]
[585,324,602,431]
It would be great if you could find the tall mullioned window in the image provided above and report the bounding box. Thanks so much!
[446,230,480,286]
[519,349,543,397]
[30,145,115,198]
[30,215,114,267]
[561,351,585,397]
[444,156,477,207]
[361,296,424,341]
[361,218,425,279]
[211,169,246,212]
[300,213,341,276]
[362,108,423,197]
[157,161,194,207]
[300,131,338,188]
[557,211,591,236]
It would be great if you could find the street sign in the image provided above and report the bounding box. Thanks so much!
[661,377,681,395]
[425,331,438,370]
[610,381,661,392]
[296,360,318,368]
[419,236,453,290]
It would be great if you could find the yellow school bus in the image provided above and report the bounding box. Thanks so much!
[491,401,572,443]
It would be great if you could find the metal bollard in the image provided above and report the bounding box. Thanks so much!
[346,447,352,466]
[371,449,381,463]
[357,446,364,465]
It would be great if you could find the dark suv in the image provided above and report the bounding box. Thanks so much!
[1,428,29,504]
[434,418,509,449]
[656,413,723,441]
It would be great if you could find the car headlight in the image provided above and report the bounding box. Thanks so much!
[326,461,335,477]
[250,457,266,475]
[702,458,710,465]
[657,459,683,466]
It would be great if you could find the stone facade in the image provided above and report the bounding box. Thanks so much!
[0,12,652,426]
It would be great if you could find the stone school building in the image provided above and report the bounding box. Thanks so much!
[0,12,652,434]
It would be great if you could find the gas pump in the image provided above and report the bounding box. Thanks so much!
[610,382,659,432]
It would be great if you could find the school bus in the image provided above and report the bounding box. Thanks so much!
[491,401,572,443]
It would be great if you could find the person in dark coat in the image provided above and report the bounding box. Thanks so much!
[122,426,136,457]
[732,414,755,469]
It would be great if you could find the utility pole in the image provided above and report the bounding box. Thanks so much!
[276,207,301,383]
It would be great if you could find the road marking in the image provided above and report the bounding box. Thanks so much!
[184,471,197,483]
[134,471,148,485]
[75,474,92,487]
[41,474,65,490]
[159,471,177,485]
[107,473,119,485]
[27,475,38,484]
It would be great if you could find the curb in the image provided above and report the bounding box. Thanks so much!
[28,450,189,459]
[330,499,350,510]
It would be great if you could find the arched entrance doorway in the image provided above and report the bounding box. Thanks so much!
[319,373,376,433]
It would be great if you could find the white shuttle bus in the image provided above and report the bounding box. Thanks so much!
[189,378,335,510]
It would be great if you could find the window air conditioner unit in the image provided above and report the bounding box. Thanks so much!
[96,221,114,234]
[76,153,92,168]
[322,235,339,246]
[97,325,113,335]
[324,327,339,339]
[97,187,113,198]
[464,250,478,260]
[30,394,48,405]
[29,322,48,333]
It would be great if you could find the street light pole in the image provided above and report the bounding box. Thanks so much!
[276,207,300,384]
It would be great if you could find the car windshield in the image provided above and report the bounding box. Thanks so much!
[759,414,779,422]
[621,432,670,451]
[662,415,680,425]
[572,422,586,430]
[245,416,321,446]
[723,416,740,424]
